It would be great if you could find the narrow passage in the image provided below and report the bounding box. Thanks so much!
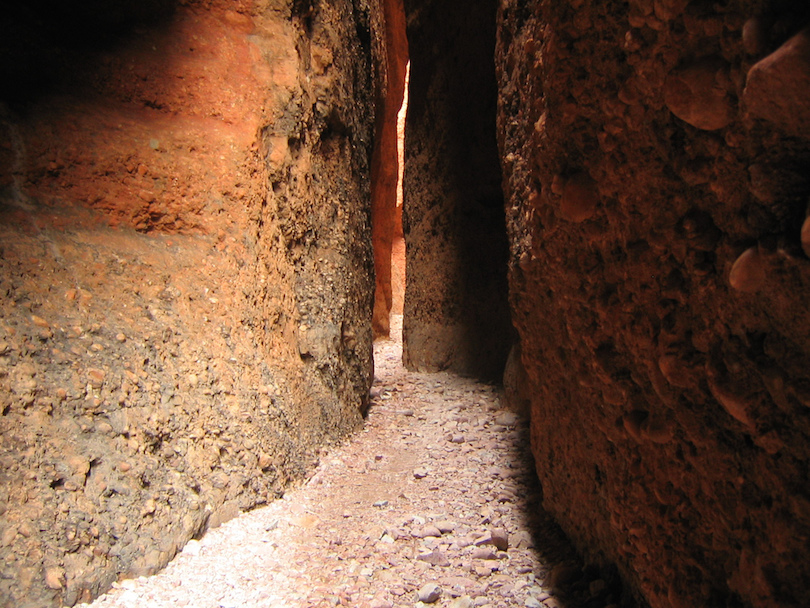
[89,317,605,608]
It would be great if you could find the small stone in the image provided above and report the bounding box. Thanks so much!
[414,467,429,479]
[45,567,64,590]
[450,596,473,608]
[373,500,389,508]
[87,368,106,388]
[142,499,157,516]
[491,528,509,551]
[418,583,442,603]
[729,247,766,293]
[417,525,443,538]
[513,530,534,549]
[418,550,451,567]
[1,526,17,546]
[472,547,497,560]
[116,333,127,342]
[525,598,542,608]
[560,172,599,222]
[119,462,131,472]
[494,412,519,426]
[31,315,50,328]
[435,520,457,533]
[449,434,465,444]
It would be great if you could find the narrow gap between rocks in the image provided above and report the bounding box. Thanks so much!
[389,60,409,324]
[89,330,632,608]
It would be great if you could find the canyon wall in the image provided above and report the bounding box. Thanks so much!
[401,0,513,380]
[497,0,810,606]
[0,1,377,606]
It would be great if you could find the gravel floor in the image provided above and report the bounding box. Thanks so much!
[87,317,627,608]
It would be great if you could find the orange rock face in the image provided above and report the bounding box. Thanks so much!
[0,2,378,606]
[370,0,408,338]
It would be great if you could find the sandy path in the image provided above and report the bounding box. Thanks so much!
[88,317,623,608]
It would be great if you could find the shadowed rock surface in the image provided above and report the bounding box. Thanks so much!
[401,0,514,381]
[497,1,810,606]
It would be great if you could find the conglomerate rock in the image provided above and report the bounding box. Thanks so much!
[0,1,377,606]
[497,1,810,606]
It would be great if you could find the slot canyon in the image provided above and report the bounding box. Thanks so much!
[1,0,809,607]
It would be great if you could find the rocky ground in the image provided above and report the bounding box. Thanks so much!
[86,317,635,608]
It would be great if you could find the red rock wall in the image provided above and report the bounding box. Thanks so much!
[0,1,377,606]
[402,0,513,380]
[497,1,810,606]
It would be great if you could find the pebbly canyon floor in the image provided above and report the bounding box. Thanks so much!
[87,317,631,608]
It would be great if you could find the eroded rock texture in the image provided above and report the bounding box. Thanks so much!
[498,1,810,606]
[0,1,376,606]
[402,0,513,380]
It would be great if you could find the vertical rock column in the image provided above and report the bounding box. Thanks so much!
[402,0,512,380]
[370,0,408,338]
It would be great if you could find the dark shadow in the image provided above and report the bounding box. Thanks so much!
[510,418,647,608]
[0,0,179,107]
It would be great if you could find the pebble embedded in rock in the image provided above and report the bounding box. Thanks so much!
[418,582,443,603]
[742,18,765,55]
[560,173,599,222]
[729,247,766,293]
[801,217,810,258]
[664,58,735,130]
[45,567,64,590]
